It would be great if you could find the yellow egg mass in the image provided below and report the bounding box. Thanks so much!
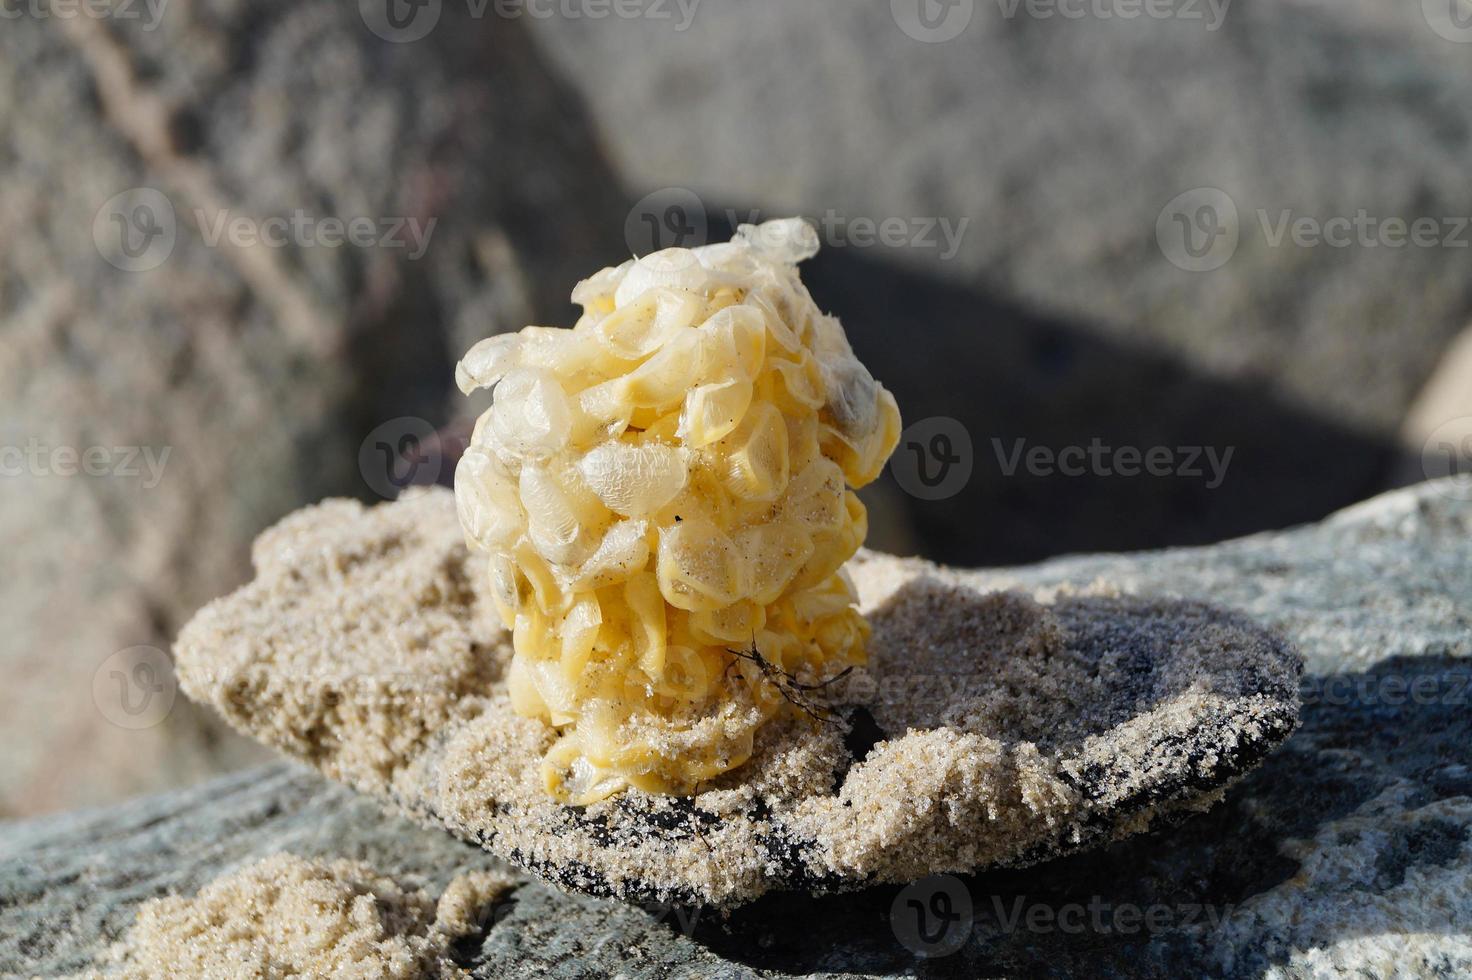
[455,218,901,803]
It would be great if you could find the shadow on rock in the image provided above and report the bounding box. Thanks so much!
[401,205,1409,573]
[684,655,1472,979]
[692,211,1409,567]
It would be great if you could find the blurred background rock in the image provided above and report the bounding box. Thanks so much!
[2,0,1469,815]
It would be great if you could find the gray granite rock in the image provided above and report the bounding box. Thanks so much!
[526,0,1472,564]
[0,3,626,814]
[6,478,1469,978]
[530,0,1472,438]
[13,0,1469,823]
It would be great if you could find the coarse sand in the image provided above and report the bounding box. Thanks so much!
[174,489,1301,908]
[74,853,517,980]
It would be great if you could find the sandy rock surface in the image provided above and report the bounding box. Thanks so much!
[8,479,1469,977]
[167,488,1300,907]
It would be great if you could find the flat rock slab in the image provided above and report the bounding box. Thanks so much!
[168,489,1299,908]
[6,480,1471,977]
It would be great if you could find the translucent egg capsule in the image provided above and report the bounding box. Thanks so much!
[594,287,705,360]
[456,333,523,395]
[577,441,688,517]
[490,368,573,458]
[455,218,901,804]
[624,572,667,677]
[518,462,605,568]
[570,261,630,315]
[614,248,710,307]
[689,600,766,646]
[769,352,825,411]
[780,457,847,533]
[734,521,814,606]
[454,448,523,551]
[558,594,602,679]
[713,401,790,502]
[697,306,766,383]
[679,379,754,448]
[656,516,745,612]
[623,330,703,411]
[561,518,650,593]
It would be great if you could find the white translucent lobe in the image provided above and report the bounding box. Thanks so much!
[614,248,709,308]
[491,368,572,458]
[456,333,523,394]
[577,441,688,517]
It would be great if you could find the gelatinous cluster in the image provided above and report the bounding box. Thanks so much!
[455,219,900,803]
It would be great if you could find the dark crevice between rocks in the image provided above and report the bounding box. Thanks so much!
[692,885,914,977]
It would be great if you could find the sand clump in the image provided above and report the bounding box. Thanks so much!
[75,853,518,979]
[174,489,1301,907]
